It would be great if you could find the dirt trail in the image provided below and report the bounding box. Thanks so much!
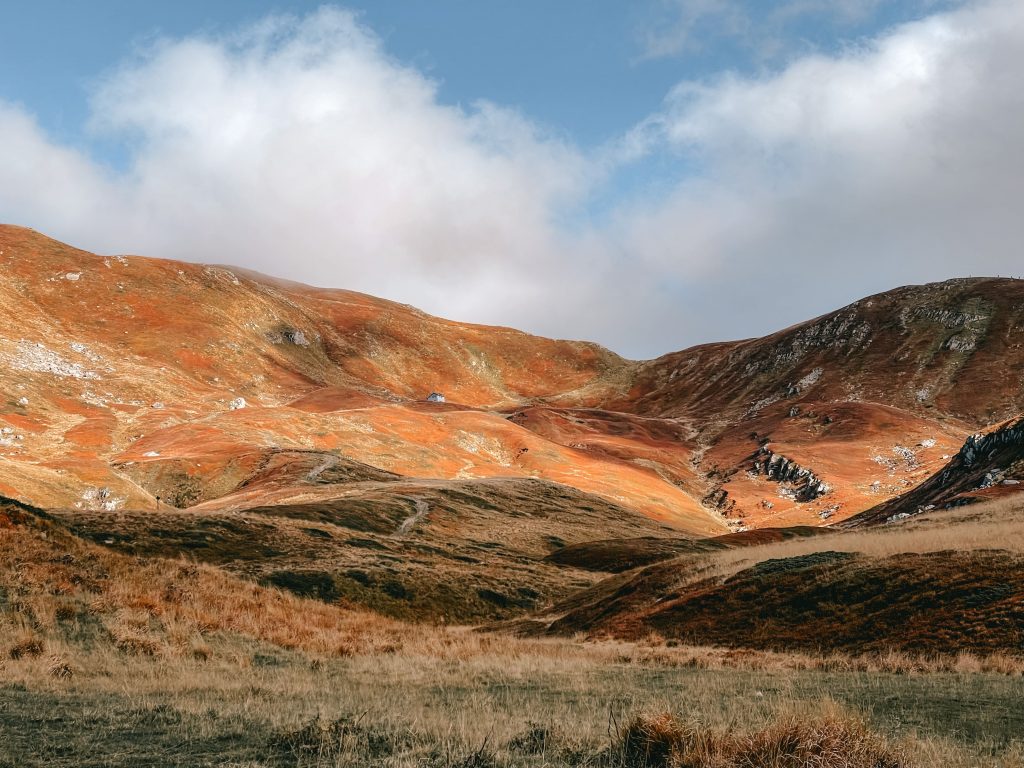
[306,456,337,482]
[396,497,429,535]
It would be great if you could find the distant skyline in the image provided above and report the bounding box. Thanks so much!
[2,0,1021,357]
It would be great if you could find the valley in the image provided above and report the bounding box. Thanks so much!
[2,226,1024,766]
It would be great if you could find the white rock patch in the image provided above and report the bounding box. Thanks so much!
[8,340,100,379]
[453,431,513,466]
[69,341,103,363]
[892,445,920,469]
[80,390,110,407]
[796,367,824,390]
[336,416,375,434]
[76,487,126,512]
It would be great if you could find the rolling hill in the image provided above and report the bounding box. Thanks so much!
[3,224,1024,534]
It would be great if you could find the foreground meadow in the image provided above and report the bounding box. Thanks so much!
[3,497,1024,766]
[3,629,1024,767]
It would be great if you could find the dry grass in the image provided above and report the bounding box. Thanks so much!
[540,499,1024,656]
[0,519,408,661]
[613,704,1024,768]
[3,609,1024,768]
[4,640,1022,766]
[3,502,1024,765]
[709,497,1024,578]
[5,506,1024,676]
[615,704,908,767]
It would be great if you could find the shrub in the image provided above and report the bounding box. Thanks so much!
[47,654,73,679]
[7,635,44,660]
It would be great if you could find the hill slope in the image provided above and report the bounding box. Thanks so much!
[592,278,1024,527]
[519,497,1024,655]
[0,225,718,532]
[847,415,1024,526]
[611,277,1024,425]
[2,224,1023,533]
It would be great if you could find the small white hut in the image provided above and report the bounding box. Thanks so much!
[426,392,446,403]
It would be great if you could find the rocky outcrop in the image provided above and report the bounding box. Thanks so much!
[701,486,735,516]
[904,305,988,329]
[751,447,831,502]
[956,420,1024,469]
[266,326,314,346]
[846,415,1024,526]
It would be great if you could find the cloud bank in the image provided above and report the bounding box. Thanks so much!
[1,1,1022,357]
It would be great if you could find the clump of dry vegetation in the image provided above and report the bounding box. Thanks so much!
[613,708,908,767]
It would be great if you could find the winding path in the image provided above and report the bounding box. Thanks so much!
[396,497,429,535]
[306,456,336,482]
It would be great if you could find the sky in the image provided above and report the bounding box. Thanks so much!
[1,0,1022,358]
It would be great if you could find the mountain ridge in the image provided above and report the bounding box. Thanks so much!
[1,223,1022,533]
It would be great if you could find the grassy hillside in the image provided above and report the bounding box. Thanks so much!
[527,496,1024,656]
[46,478,682,623]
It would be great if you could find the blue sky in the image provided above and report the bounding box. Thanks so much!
[2,1,949,162]
[1,0,1022,357]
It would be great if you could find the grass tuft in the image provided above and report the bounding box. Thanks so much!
[735,712,908,768]
[611,709,910,768]
[7,634,44,660]
[46,653,73,679]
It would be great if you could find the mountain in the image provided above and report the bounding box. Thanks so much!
[0,225,716,534]
[609,276,1024,425]
[592,276,1024,527]
[2,224,1023,541]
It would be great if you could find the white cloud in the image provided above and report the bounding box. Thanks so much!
[0,9,598,335]
[0,104,119,227]
[1,2,1023,358]
[638,0,752,60]
[612,0,1024,349]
